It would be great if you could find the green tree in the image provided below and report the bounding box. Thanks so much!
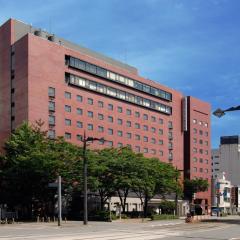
[88,148,116,210]
[111,147,139,213]
[159,200,175,214]
[0,122,81,219]
[132,156,179,217]
[184,178,209,202]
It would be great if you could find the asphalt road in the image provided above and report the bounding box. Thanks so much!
[0,217,240,240]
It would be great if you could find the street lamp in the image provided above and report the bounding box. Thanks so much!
[82,131,105,225]
[213,105,240,118]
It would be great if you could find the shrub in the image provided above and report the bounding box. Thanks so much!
[151,214,178,221]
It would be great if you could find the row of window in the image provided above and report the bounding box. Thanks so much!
[64,120,164,139]
[193,157,209,164]
[193,167,209,173]
[66,73,172,115]
[66,55,172,101]
[193,148,209,155]
[193,138,208,146]
[193,128,208,136]
[49,88,169,124]
[64,132,165,155]
[193,119,208,128]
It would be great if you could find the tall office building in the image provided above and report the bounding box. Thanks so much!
[217,136,240,186]
[0,19,211,211]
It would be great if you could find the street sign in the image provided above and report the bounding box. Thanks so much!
[48,182,58,188]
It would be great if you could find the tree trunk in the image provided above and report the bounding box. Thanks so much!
[143,194,149,218]
[117,190,125,213]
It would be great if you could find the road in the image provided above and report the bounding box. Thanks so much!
[0,217,240,240]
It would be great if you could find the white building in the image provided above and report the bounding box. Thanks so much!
[212,173,232,213]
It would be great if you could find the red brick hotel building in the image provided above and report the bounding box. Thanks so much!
[0,19,211,211]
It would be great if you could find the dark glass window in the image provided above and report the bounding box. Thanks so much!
[77,95,82,102]
[65,91,71,99]
[49,101,55,111]
[65,132,71,139]
[48,87,55,97]
[77,108,82,115]
[77,121,83,128]
[65,105,71,112]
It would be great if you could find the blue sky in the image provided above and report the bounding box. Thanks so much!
[1,0,239,148]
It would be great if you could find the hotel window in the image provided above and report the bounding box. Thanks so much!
[48,130,55,139]
[99,139,104,145]
[193,119,197,124]
[150,149,156,155]
[204,122,208,127]
[205,141,208,146]
[127,132,132,139]
[49,101,55,111]
[65,105,71,112]
[48,87,55,97]
[65,91,71,99]
[144,148,148,153]
[205,169,208,173]
[98,113,104,120]
[77,121,83,128]
[200,168,203,173]
[108,128,113,135]
[77,134,82,141]
[88,111,93,118]
[98,126,104,132]
[193,157,197,162]
[193,167,197,172]
[199,130,203,135]
[127,121,131,127]
[159,129,163,135]
[77,95,82,102]
[159,150,163,156]
[143,136,148,142]
[199,139,203,144]
[135,123,140,129]
[135,146,140,152]
[107,141,113,147]
[205,131,208,137]
[98,101,104,108]
[88,98,93,105]
[108,116,113,123]
[193,147,197,153]
[65,132,71,139]
[199,121,203,126]
[135,134,140,140]
[205,150,208,155]
[135,111,140,118]
[151,116,156,122]
[143,114,148,120]
[193,128,197,134]
[117,119,123,125]
[151,127,156,133]
[205,159,209,164]
[118,131,123,137]
[108,104,113,110]
[143,125,148,131]
[49,116,55,125]
[117,142,123,148]
[118,106,123,113]
[88,124,93,130]
[158,140,163,145]
[77,108,82,115]
[126,109,132,115]
[159,118,163,124]
[193,138,197,143]
[199,158,203,163]
[65,119,71,126]
[151,138,156,144]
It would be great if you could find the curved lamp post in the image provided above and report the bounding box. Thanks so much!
[213,105,240,118]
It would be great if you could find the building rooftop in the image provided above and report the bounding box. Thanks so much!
[12,19,138,75]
